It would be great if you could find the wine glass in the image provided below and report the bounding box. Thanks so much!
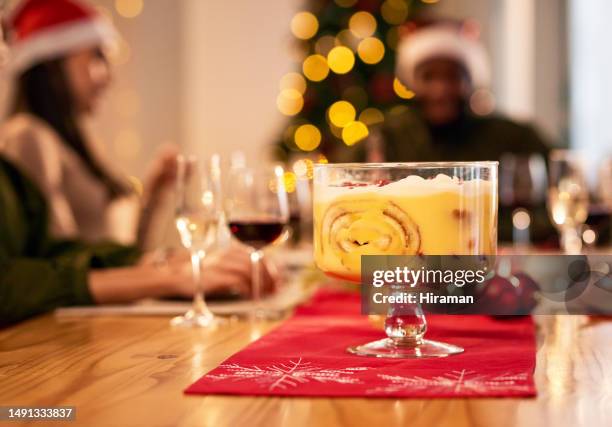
[226,165,289,319]
[313,162,498,358]
[547,150,589,254]
[171,155,222,328]
[500,153,547,245]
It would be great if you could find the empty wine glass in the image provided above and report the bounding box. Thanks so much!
[171,156,223,328]
[226,165,289,319]
[547,150,589,254]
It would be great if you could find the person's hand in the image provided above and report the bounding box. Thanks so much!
[166,245,280,299]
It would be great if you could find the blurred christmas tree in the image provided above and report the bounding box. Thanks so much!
[274,0,436,168]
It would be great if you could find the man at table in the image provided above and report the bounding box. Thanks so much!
[366,20,554,242]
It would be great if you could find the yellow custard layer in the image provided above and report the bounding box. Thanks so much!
[313,175,497,281]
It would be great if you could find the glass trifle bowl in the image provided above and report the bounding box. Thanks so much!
[313,162,498,358]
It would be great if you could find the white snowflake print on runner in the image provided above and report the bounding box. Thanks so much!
[206,358,368,391]
[367,370,531,395]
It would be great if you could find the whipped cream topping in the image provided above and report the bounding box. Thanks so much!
[315,173,494,202]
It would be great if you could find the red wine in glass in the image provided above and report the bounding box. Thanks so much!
[228,218,284,249]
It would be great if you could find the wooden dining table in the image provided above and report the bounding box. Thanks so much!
[1,308,610,427]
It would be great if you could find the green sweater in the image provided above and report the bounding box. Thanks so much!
[0,156,140,326]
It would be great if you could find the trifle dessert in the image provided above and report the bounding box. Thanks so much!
[313,162,498,358]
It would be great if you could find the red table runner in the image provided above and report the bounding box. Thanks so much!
[185,289,537,398]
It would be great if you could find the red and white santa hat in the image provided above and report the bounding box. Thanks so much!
[396,22,491,89]
[5,0,117,73]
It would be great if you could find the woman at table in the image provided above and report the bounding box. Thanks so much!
[0,0,172,248]
[0,153,272,325]
[0,2,276,325]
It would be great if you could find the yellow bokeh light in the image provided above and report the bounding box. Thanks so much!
[283,172,297,193]
[327,46,355,74]
[293,158,314,179]
[349,11,377,38]
[315,35,337,56]
[295,124,322,151]
[421,0,440,3]
[279,72,307,94]
[359,108,385,126]
[276,89,304,116]
[317,154,329,164]
[291,11,319,40]
[357,37,385,64]
[335,0,357,7]
[393,78,415,99]
[302,54,329,82]
[114,0,143,18]
[381,0,409,25]
[328,100,356,128]
[342,121,369,146]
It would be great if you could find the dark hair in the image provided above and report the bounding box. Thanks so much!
[11,58,130,198]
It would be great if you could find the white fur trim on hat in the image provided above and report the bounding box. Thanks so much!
[396,26,490,89]
[9,17,117,74]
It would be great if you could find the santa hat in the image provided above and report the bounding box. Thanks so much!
[6,0,117,73]
[396,23,490,89]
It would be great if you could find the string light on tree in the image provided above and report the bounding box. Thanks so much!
[342,121,369,146]
[328,101,356,128]
[393,77,415,99]
[302,54,329,81]
[277,89,304,116]
[358,37,385,64]
[291,11,319,40]
[274,0,430,161]
[349,11,377,38]
[283,171,298,193]
[327,46,355,74]
[295,124,322,151]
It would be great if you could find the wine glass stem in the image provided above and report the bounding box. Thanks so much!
[385,288,427,347]
[250,249,264,315]
[191,250,211,316]
[561,227,582,254]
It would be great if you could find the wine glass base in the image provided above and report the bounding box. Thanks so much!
[347,338,464,358]
[170,310,225,328]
